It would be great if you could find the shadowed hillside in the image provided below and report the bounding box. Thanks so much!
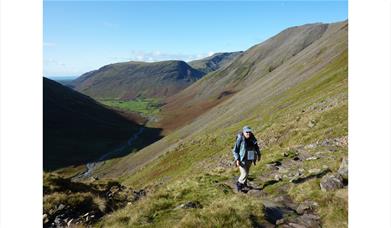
[43,77,162,170]
[72,60,204,100]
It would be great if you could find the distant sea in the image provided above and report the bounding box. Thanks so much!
[47,76,78,81]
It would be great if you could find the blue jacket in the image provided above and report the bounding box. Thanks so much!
[232,133,261,161]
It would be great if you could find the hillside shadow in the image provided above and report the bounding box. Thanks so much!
[44,125,163,171]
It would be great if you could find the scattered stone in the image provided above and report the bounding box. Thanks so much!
[320,174,344,191]
[274,174,283,181]
[176,201,203,209]
[298,213,321,227]
[304,143,317,149]
[57,204,65,211]
[289,173,304,183]
[278,168,289,174]
[338,157,348,182]
[308,120,316,128]
[296,201,318,215]
[308,168,321,175]
[67,218,74,227]
[262,199,296,225]
[276,218,286,225]
[287,223,307,228]
[293,156,300,161]
[43,214,49,224]
[320,139,332,146]
[306,156,319,161]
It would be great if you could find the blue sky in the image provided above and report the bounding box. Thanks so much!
[44,1,347,77]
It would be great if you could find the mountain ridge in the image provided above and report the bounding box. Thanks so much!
[72,60,205,100]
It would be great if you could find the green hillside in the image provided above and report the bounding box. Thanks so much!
[99,49,347,228]
[45,20,348,227]
[72,60,204,100]
[93,21,348,227]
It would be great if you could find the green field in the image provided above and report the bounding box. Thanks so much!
[99,98,161,116]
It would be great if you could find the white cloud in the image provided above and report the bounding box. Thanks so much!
[107,50,214,63]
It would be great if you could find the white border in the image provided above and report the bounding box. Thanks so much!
[1,0,391,227]
[350,0,391,227]
[0,0,42,227]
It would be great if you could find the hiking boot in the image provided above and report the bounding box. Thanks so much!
[236,182,243,192]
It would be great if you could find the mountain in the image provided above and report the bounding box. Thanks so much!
[45,20,348,227]
[157,22,333,132]
[93,20,348,227]
[72,60,205,100]
[188,51,243,74]
[43,77,142,170]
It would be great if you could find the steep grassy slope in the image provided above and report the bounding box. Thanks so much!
[72,60,204,100]
[43,77,142,170]
[158,22,332,132]
[94,21,347,227]
[188,51,243,74]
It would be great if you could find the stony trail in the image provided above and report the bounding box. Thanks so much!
[72,127,144,181]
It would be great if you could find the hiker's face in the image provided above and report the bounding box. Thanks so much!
[243,131,251,139]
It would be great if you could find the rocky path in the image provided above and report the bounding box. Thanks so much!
[220,136,348,227]
[72,127,144,181]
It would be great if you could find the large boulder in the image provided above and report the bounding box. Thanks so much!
[320,174,344,191]
[338,157,348,182]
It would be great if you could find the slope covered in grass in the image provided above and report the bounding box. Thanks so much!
[96,21,348,227]
[72,60,204,100]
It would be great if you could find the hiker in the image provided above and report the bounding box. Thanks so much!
[232,126,261,192]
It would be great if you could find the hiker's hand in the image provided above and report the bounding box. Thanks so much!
[257,156,260,162]
[253,160,256,166]
[235,160,240,167]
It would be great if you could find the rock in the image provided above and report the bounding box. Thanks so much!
[306,156,319,161]
[320,139,331,146]
[308,168,321,175]
[297,213,321,227]
[296,201,318,215]
[274,174,283,181]
[320,174,344,191]
[176,201,203,209]
[335,136,348,147]
[262,199,296,225]
[43,214,49,224]
[276,218,286,225]
[338,157,348,182]
[67,218,74,227]
[308,120,316,128]
[287,223,307,228]
[57,204,65,211]
[304,143,317,149]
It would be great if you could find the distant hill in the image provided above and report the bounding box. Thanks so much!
[43,77,141,170]
[188,51,243,74]
[72,60,205,100]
